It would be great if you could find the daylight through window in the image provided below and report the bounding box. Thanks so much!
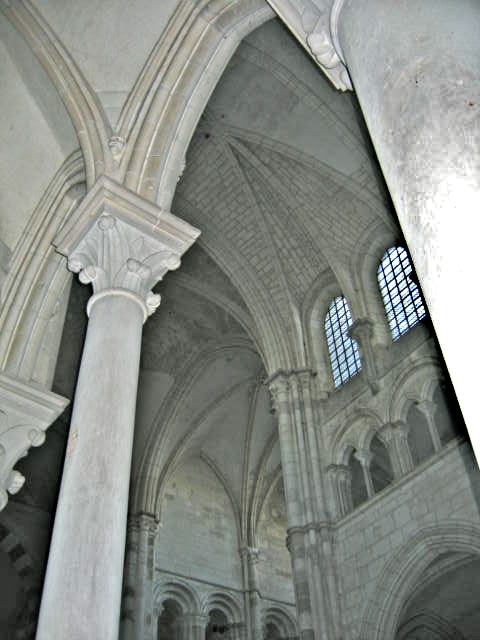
[377,247,426,340]
[325,297,362,387]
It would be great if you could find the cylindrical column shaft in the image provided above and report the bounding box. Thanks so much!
[354,450,374,499]
[37,294,144,640]
[338,0,480,461]
[246,550,263,640]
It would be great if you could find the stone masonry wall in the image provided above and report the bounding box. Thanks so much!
[335,439,480,639]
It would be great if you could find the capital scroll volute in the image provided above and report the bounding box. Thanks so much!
[54,176,200,320]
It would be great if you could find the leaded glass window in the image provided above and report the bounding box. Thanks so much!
[325,297,362,387]
[377,247,426,340]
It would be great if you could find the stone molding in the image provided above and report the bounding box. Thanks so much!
[127,512,159,537]
[1,0,112,188]
[0,371,68,510]
[265,0,351,91]
[239,546,260,564]
[53,176,200,320]
[266,368,317,412]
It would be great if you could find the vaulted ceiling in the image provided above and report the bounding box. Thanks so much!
[2,9,399,556]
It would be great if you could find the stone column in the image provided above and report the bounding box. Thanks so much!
[176,613,208,640]
[269,375,314,640]
[379,421,414,479]
[268,371,342,640]
[189,613,209,640]
[334,0,480,460]
[0,371,68,510]
[354,449,374,499]
[36,177,199,640]
[286,528,314,640]
[348,318,379,394]
[121,513,159,640]
[416,399,442,452]
[240,546,263,640]
[327,464,353,518]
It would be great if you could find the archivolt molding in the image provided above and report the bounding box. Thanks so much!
[327,355,443,466]
[400,551,474,621]
[388,357,443,425]
[0,150,85,388]
[397,610,466,640]
[264,605,298,638]
[359,522,480,640]
[153,578,202,615]
[124,0,274,208]
[331,407,383,466]
[1,0,112,187]
[200,589,243,623]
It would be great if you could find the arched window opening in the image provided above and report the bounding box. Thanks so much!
[406,404,435,466]
[158,599,182,640]
[377,247,426,340]
[265,621,282,639]
[206,609,230,639]
[370,435,394,493]
[325,297,362,387]
[348,449,368,509]
[433,382,467,446]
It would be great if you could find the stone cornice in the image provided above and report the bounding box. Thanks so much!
[53,177,200,319]
[0,372,69,510]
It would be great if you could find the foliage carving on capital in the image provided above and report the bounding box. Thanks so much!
[54,176,200,317]
[0,372,68,511]
[240,546,260,564]
[266,0,352,91]
[132,513,159,539]
[266,374,290,414]
[67,214,181,316]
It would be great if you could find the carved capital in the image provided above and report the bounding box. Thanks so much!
[353,448,373,468]
[327,463,351,482]
[266,0,352,91]
[266,373,291,414]
[348,317,374,344]
[54,177,200,320]
[0,372,68,510]
[293,368,316,394]
[379,420,410,443]
[286,526,306,554]
[240,546,260,564]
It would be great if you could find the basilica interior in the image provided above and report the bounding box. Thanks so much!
[0,2,479,639]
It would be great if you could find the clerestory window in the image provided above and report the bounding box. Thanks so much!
[325,296,362,387]
[377,246,426,340]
